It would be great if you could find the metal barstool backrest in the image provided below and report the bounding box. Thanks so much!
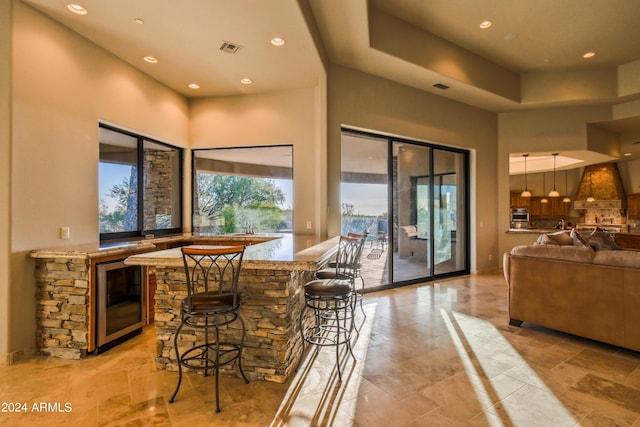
[181,246,245,311]
[347,232,367,241]
[334,235,365,279]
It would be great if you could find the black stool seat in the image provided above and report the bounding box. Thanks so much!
[304,279,351,297]
[182,293,235,313]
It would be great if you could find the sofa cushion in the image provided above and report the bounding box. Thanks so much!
[586,227,621,251]
[534,231,573,246]
[510,244,595,264]
[534,233,555,245]
[548,230,573,245]
[570,229,592,248]
[593,250,640,268]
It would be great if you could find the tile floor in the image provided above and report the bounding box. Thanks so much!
[2,273,640,426]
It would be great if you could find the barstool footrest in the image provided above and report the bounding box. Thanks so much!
[178,342,242,371]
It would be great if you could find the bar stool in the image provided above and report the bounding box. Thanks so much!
[169,246,249,413]
[298,279,355,381]
[316,235,366,317]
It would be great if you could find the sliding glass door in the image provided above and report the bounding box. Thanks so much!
[340,133,390,287]
[393,142,432,283]
[341,129,469,290]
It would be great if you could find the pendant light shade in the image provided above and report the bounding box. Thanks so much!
[520,154,532,197]
[548,153,560,197]
[541,171,548,203]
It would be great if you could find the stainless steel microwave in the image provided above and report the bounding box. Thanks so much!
[510,208,529,223]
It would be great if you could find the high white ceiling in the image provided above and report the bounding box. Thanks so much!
[21,0,640,170]
[22,0,322,97]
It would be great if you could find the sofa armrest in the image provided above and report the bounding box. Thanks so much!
[503,252,511,285]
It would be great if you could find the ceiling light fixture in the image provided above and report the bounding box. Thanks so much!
[548,153,560,197]
[504,33,519,41]
[270,37,286,47]
[135,18,144,25]
[67,3,87,15]
[240,78,252,85]
[479,20,492,29]
[143,56,158,64]
[188,83,200,89]
[541,172,548,203]
[583,51,596,59]
[520,154,532,198]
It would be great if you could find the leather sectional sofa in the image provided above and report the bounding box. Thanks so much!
[503,239,640,352]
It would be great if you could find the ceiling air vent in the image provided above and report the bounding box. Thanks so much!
[219,41,242,54]
[433,83,450,90]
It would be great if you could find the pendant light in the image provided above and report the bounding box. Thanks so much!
[541,172,548,203]
[562,169,571,203]
[586,171,596,202]
[520,154,532,197]
[548,153,560,197]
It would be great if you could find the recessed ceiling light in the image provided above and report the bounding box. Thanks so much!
[188,83,200,89]
[270,37,286,47]
[624,153,632,156]
[67,3,87,15]
[479,20,492,29]
[504,32,519,41]
[240,78,252,85]
[544,58,550,62]
[143,56,158,64]
[583,51,596,58]
[135,18,144,25]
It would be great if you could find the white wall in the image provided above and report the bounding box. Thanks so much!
[189,85,327,235]
[0,0,12,363]
[4,1,189,360]
[327,64,499,273]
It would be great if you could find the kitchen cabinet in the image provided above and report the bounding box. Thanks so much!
[528,196,569,219]
[510,192,530,209]
[628,194,640,220]
[613,233,640,250]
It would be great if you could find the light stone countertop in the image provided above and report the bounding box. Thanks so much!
[30,233,339,270]
[125,234,339,270]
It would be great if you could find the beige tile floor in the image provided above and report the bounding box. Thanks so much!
[2,273,640,426]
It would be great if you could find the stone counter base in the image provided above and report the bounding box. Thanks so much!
[34,258,89,359]
[154,266,316,383]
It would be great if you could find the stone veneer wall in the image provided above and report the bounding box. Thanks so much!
[154,265,316,383]
[143,149,176,230]
[34,257,90,359]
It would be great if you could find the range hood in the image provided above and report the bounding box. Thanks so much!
[574,163,626,210]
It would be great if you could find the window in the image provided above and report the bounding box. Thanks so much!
[99,124,182,240]
[192,146,293,234]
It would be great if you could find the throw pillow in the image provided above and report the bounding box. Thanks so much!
[534,234,556,245]
[587,227,621,251]
[547,230,573,246]
[570,229,591,249]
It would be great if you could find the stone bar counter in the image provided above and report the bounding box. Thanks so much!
[30,233,337,371]
[124,234,339,383]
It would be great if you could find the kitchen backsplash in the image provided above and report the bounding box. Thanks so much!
[583,209,624,224]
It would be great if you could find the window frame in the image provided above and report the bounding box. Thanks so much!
[99,123,183,242]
